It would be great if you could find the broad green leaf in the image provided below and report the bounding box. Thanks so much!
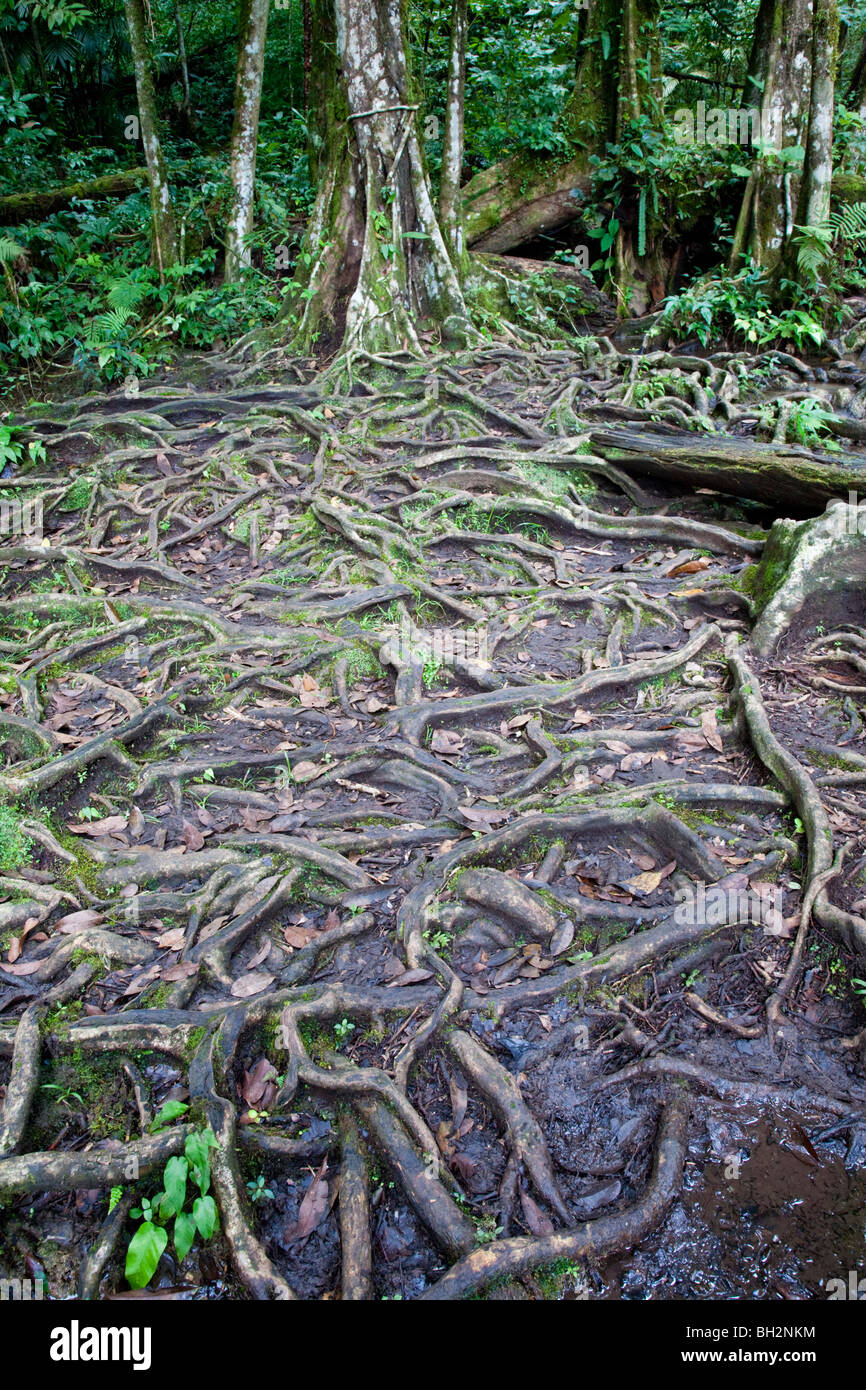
[149,1100,189,1133]
[159,1155,188,1219]
[193,1194,218,1240]
[174,1211,197,1264]
[125,1222,168,1290]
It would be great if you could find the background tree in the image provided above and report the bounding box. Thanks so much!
[224,0,270,282]
[282,0,470,355]
[123,0,177,277]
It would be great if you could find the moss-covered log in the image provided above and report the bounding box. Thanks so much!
[461,152,592,252]
[0,170,149,224]
[590,425,866,508]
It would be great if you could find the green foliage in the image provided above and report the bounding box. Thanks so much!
[0,803,29,873]
[786,397,836,448]
[125,1126,219,1289]
[651,262,826,351]
[793,203,866,291]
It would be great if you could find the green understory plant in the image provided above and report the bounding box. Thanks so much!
[125,1127,219,1289]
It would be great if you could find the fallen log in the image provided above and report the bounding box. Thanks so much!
[0,169,149,224]
[462,151,592,252]
[589,424,866,511]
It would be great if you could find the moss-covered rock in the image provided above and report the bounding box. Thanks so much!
[750,499,866,654]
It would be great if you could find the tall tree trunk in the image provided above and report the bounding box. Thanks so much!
[743,0,776,106]
[224,0,271,282]
[175,0,193,130]
[729,0,814,276]
[123,0,178,279]
[438,0,468,269]
[302,0,312,111]
[283,0,470,356]
[612,0,666,314]
[793,0,839,232]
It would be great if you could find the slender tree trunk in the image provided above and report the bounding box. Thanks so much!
[123,0,178,279]
[794,0,839,232]
[302,0,312,111]
[743,0,776,106]
[224,0,271,282]
[729,0,814,276]
[438,0,467,269]
[613,0,666,314]
[284,0,471,356]
[175,0,193,128]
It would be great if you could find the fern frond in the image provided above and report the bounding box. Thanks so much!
[85,305,133,346]
[106,277,148,311]
[0,236,26,265]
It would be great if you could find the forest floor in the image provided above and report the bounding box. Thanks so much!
[2,335,866,1301]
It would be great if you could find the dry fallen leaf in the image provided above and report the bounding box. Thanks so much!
[229,971,274,998]
[56,909,105,935]
[520,1186,555,1236]
[161,961,198,982]
[67,815,128,837]
[700,709,724,753]
[625,860,676,895]
[283,1158,330,1245]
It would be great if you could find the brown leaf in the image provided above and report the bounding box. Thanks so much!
[520,1186,554,1236]
[700,709,724,753]
[230,971,274,998]
[67,815,128,837]
[160,961,198,982]
[283,1159,330,1245]
[0,959,42,976]
[181,820,205,851]
[241,1057,278,1107]
[55,908,105,935]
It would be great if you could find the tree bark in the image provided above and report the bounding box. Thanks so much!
[729,0,814,276]
[283,0,471,356]
[785,0,838,275]
[123,0,179,279]
[438,0,468,269]
[175,0,194,129]
[590,425,866,509]
[224,0,271,282]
